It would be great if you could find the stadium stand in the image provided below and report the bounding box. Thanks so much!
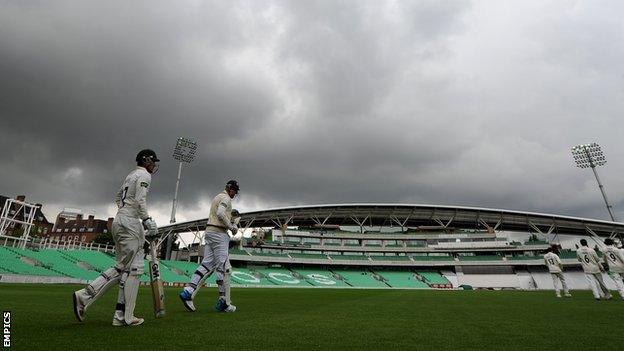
[4,247,98,280]
[140,260,188,283]
[458,255,503,261]
[290,268,350,287]
[162,260,198,276]
[508,255,543,261]
[375,271,429,288]
[230,249,250,255]
[251,267,311,286]
[331,254,371,261]
[410,255,454,261]
[525,239,549,245]
[559,250,578,259]
[289,253,328,259]
[230,267,275,286]
[60,249,116,271]
[330,269,388,288]
[371,255,411,261]
[248,251,290,258]
[418,272,452,288]
[0,247,59,277]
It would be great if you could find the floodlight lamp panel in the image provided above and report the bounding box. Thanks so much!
[172,137,198,163]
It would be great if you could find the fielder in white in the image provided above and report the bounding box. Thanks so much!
[179,180,240,313]
[602,238,624,300]
[576,239,612,300]
[543,247,571,298]
[73,149,160,326]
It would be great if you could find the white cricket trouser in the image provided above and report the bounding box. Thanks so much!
[112,216,145,275]
[585,273,611,299]
[550,273,569,296]
[216,259,232,304]
[609,272,624,299]
[187,230,230,292]
[111,216,146,317]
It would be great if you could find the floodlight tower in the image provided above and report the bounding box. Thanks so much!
[166,137,198,259]
[571,143,617,222]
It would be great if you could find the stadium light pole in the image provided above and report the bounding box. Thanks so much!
[166,137,198,259]
[571,143,617,222]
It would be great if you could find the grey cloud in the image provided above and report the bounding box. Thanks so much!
[1,0,623,224]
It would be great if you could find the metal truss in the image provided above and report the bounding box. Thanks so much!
[0,199,38,249]
[158,204,624,249]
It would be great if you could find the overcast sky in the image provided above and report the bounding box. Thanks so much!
[1,0,623,225]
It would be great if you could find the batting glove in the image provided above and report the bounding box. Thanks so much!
[142,217,159,238]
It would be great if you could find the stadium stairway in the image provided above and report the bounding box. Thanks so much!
[0,247,59,277]
[329,269,388,288]
[59,250,116,272]
[417,272,453,288]
[2,247,98,280]
[374,271,430,289]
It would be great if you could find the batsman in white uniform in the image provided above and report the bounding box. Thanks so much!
[544,247,571,298]
[576,239,612,300]
[73,149,160,326]
[180,180,240,313]
[602,238,624,299]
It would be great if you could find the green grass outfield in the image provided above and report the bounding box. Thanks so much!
[1,284,623,350]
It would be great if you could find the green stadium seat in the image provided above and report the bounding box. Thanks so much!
[458,255,502,261]
[508,255,543,260]
[410,255,453,261]
[140,260,189,283]
[289,253,329,260]
[229,249,250,255]
[290,268,350,287]
[525,240,549,245]
[331,255,370,261]
[230,267,275,286]
[330,269,388,288]
[418,272,451,287]
[0,247,64,277]
[7,247,100,279]
[250,268,311,286]
[375,271,430,288]
[161,260,198,276]
[559,251,577,259]
[371,255,411,261]
[60,250,116,271]
[249,251,290,257]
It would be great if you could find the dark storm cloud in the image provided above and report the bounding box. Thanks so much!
[1,0,624,223]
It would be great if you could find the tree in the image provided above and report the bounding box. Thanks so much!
[93,231,113,245]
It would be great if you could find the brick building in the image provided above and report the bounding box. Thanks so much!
[45,214,114,243]
[0,194,54,237]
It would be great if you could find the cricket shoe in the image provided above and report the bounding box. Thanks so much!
[179,289,196,312]
[564,293,572,298]
[116,317,144,326]
[72,289,91,322]
[215,297,236,313]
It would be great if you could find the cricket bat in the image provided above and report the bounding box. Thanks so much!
[149,240,166,318]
